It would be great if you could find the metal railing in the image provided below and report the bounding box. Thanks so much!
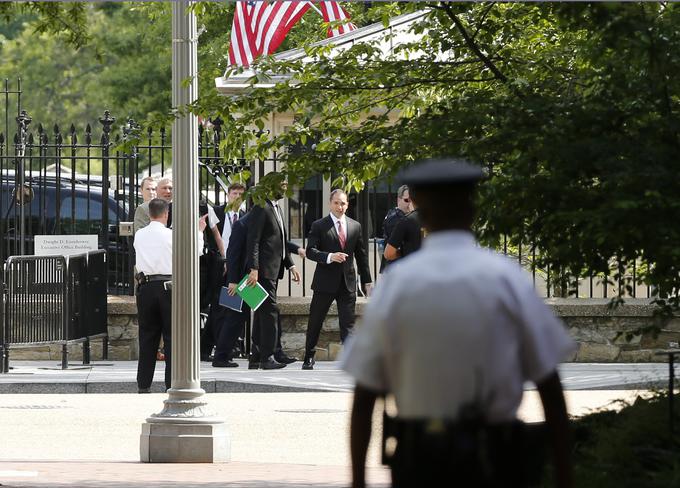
[0,251,108,373]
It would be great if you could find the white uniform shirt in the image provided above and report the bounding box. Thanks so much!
[341,230,575,423]
[134,221,173,275]
[134,220,205,275]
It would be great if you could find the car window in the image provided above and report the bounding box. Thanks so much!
[60,195,121,234]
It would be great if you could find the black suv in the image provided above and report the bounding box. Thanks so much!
[0,172,132,292]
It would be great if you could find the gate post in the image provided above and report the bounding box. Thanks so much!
[15,110,32,256]
[123,118,139,294]
[140,1,228,464]
[99,111,115,286]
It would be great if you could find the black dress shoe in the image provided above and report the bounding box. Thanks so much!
[275,353,297,364]
[248,354,260,370]
[260,355,286,370]
[212,359,238,368]
[138,387,151,394]
[302,357,315,370]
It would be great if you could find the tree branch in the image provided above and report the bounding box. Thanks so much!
[441,2,508,83]
[472,2,496,41]
[301,77,496,92]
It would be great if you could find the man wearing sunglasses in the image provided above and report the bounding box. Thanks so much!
[384,187,422,263]
[380,185,413,271]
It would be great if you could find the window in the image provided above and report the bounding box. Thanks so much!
[59,195,120,234]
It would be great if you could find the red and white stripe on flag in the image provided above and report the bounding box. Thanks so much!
[318,1,356,37]
[228,1,312,67]
[228,1,257,67]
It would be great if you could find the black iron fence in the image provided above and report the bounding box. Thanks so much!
[0,79,653,300]
[0,250,108,372]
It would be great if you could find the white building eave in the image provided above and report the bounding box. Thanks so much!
[215,9,430,96]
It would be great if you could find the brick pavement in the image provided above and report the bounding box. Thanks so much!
[0,461,391,487]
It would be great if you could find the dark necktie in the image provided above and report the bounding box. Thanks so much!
[337,220,346,249]
[232,212,238,225]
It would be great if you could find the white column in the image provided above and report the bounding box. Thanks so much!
[140,0,229,463]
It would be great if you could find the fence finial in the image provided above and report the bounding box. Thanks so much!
[99,110,115,134]
[16,110,32,131]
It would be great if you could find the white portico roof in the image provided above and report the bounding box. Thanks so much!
[215,10,430,95]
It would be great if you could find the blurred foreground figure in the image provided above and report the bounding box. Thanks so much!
[341,158,575,488]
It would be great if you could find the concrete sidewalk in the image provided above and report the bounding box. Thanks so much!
[0,389,653,488]
[0,360,672,393]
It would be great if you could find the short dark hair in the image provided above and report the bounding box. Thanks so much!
[411,183,476,232]
[329,188,348,201]
[148,198,169,219]
[228,182,246,193]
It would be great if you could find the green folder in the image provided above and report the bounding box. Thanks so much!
[236,274,269,311]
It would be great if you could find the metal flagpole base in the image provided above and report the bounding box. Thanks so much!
[140,388,230,463]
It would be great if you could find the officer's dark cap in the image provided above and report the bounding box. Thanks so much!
[398,158,484,187]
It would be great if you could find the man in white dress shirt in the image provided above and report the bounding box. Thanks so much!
[342,159,575,488]
[134,198,206,393]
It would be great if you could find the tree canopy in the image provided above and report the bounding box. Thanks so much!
[193,2,680,309]
[0,2,678,308]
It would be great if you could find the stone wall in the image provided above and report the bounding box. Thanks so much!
[6,297,679,362]
[550,299,679,362]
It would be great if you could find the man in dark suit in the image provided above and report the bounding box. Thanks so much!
[213,212,252,367]
[245,184,301,370]
[219,212,304,368]
[202,183,247,361]
[302,189,372,370]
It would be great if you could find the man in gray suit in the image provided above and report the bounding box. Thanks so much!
[135,177,171,232]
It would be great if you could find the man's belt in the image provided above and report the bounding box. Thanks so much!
[146,274,172,282]
[136,273,172,285]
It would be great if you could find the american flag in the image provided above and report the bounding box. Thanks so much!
[318,1,356,37]
[228,1,312,67]
[228,1,258,67]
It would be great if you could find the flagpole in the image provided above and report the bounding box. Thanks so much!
[140,0,229,463]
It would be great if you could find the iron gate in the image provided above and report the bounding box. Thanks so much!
[0,79,653,300]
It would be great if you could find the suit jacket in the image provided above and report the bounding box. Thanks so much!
[226,213,250,285]
[228,213,299,285]
[246,200,294,280]
[133,202,150,233]
[307,215,372,294]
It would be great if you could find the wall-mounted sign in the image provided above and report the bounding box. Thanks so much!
[34,235,99,256]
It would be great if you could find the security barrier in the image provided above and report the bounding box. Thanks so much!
[0,251,108,373]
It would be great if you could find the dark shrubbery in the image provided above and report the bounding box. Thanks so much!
[545,393,680,487]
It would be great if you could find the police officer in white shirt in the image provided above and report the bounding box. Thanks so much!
[134,198,207,393]
[341,159,575,488]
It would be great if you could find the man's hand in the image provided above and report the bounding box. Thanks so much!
[247,268,258,287]
[290,266,301,283]
[198,214,208,232]
[330,252,348,263]
[297,247,306,259]
[364,283,373,297]
[227,283,238,296]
